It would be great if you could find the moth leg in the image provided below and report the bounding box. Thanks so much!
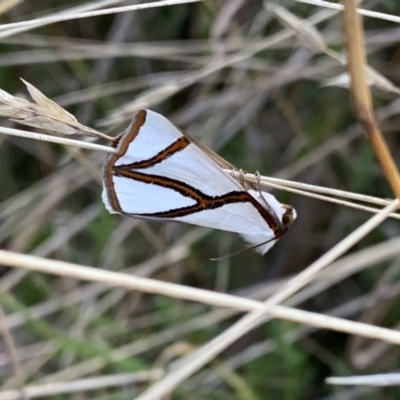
[229,167,248,188]
[255,171,270,210]
[228,167,237,179]
[255,171,263,197]
[238,168,247,187]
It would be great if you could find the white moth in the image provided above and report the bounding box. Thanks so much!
[102,109,296,254]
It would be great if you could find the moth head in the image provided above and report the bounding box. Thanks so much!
[280,204,297,228]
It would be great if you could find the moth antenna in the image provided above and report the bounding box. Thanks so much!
[210,230,287,261]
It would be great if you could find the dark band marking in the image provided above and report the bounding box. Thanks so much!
[119,136,191,170]
[103,110,147,213]
[115,169,284,236]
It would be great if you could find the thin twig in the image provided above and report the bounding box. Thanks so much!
[0,306,27,400]
[298,0,400,24]
[0,250,400,348]
[0,126,114,153]
[0,0,202,39]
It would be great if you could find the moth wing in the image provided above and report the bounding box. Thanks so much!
[102,109,285,252]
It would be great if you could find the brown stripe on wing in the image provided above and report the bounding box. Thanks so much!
[103,110,148,213]
[118,136,191,170]
[115,169,208,204]
[115,169,284,236]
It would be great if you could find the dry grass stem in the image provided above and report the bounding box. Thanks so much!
[0,371,164,400]
[0,0,201,39]
[270,2,400,94]
[261,181,400,220]
[0,82,112,140]
[0,306,27,400]
[323,69,400,95]
[343,0,400,199]
[267,4,328,54]
[0,126,114,153]
[326,373,400,387]
[298,0,400,24]
[1,250,400,349]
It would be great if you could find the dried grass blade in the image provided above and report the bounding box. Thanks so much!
[342,0,400,200]
[0,82,113,140]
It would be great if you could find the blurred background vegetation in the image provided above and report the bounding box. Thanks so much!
[1,0,400,399]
